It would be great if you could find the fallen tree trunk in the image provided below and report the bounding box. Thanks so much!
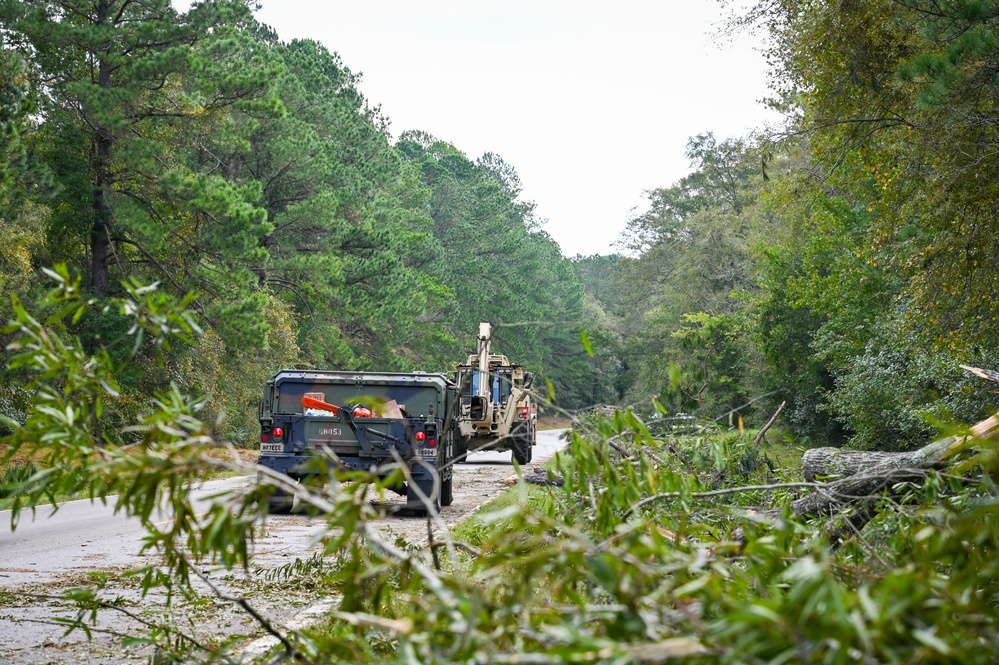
[802,445,948,483]
[730,414,999,541]
[793,414,999,516]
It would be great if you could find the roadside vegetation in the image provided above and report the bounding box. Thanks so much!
[0,265,996,664]
[1,0,999,663]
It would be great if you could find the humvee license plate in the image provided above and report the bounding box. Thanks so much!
[260,443,285,453]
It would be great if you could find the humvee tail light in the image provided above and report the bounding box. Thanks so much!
[415,431,426,442]
[429,439,437,447]
[273,427,285,438]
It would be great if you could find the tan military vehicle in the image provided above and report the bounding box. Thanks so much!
[454,323,536,464]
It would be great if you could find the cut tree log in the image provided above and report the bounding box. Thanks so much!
[503,466,564,487]
[803,446,945,482]
[730,413,999,541]
[795,415,997,509]
[790,413,999,517]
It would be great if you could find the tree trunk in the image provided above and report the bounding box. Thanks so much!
[801,446,950,482]
[794,415,999,515]
[732,414,999,541]
[91,16,114,296]
[92,136,112,296]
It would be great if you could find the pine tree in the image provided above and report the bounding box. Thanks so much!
[0,0,274,308]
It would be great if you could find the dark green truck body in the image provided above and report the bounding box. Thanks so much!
[257,370,457,513]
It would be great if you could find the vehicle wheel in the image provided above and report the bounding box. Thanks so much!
[259,470,296,514]
[455,440,468,463]
[266,487,294,514]
[441,472,454,507]
[407,476,441,513]
[512,436,531,465]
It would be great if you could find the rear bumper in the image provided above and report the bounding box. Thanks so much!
[257,453,449,482]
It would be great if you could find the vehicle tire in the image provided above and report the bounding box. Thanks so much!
[441,472,454,507]
[266,487,294,514]
[455,439,468,464]
[512,436,532,465]
[407,476,441,513]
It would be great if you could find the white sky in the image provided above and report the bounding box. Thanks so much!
[213,1,778,256]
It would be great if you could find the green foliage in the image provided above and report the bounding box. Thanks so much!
[607,133,764,423]
[3,267,998,665]
[0,46,52,308]
[660,312,747,417]
[285,410,998,664]
[0,0,616,437]
[172,296,303,443]
[714,0,999,446]
[827,325,999,451]
[0,266,260,597]
[1,0,278,350]
[397,131,597,406]
[597,7,999,445]
[0,461,36,498]
[224,36,444,369]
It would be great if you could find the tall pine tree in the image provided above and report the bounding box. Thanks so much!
[0,0,277,347]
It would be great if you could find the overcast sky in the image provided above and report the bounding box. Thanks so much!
[227,1,779,257]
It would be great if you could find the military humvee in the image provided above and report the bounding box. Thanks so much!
[257,370,457,514]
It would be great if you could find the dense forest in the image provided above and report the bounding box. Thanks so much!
[0,0,597,442]
[3,1,996,450]
[580,1,999,450]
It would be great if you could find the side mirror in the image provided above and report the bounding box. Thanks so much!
[523,372,534,389]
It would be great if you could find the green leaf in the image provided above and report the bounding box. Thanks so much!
[913,629,951,655]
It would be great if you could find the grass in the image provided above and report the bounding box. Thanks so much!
[450,458,561,547]
[0,460,38,499]
[750,425,808,477]
[537,414,571,430]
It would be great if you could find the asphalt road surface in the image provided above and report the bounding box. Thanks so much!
[0,429,568,588]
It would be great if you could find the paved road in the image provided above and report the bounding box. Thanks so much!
[0,429,568,587]
[461,426,566,467]
[0,476,249,588]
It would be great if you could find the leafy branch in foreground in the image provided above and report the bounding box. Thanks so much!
[278,408,999,664]
[0,265,260,591]
[3,266,999,664]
